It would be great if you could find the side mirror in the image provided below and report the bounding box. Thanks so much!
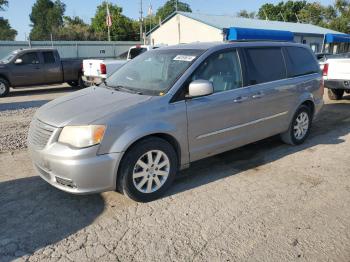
[14,58,23,65]
[188,80,213,98]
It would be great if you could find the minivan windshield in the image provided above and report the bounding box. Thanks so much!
[106,49,203,95]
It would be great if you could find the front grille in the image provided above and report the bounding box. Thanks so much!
[28,118,56,150]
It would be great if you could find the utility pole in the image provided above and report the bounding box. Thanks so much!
[263,9,269,21]
[175,0,178,11]
[140,0,144,43]
[279,12,286,22]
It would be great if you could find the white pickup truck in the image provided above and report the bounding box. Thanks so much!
[82,45,161,85]
[317,53,350,100]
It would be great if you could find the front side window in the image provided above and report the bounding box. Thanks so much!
[19,52,40,65]
[191,50,242,93]
[244,47,286,85]
[43,51,55,64]
[284,47,320,77]
[106,49,203,95]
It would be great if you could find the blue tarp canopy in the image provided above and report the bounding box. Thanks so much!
[325,33,350,43]
[226,27,294,41]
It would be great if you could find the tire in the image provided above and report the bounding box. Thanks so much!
[0,77,10,97]
[280,105,312,145]
[117,137,178,202]
[328,89,344,100]
[67,81,79,87]
[78,74,87,88]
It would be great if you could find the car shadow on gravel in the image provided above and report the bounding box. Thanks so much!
[8,86,72,98]
[168,101,350,197]
[0,100,50,111]
[0,176,104,261]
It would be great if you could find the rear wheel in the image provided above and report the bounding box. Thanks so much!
[281,105,312,145]
[117,137,178,202]
[78,74,87,88]
[0,78,10,97]
[67,81,79,87]
[328,89,344,100]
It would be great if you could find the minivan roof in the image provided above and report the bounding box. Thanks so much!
[160,41,309,51]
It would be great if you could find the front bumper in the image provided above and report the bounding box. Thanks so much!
[28,142,123,195]
[324,80,350,90]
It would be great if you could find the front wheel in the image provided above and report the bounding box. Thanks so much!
[117,137,178,202]
[0,78,10,97]
[280,105,312,145]
[328,89,344,100]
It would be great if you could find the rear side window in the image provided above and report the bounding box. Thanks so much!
[43,51,55,64]
[244,47,286,85]
[284,47,319,77]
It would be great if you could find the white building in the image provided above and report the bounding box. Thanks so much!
[148,12,350,54]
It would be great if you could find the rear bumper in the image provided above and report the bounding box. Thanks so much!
[324,80,350,90]
[82,75,105,85]
[28,142,123,195]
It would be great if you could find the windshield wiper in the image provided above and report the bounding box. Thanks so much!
[111,85,143,95]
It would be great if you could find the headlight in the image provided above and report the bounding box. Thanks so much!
[58,125,106,148]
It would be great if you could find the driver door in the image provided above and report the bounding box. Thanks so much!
[11,52,44,86]
[186,49,257,162]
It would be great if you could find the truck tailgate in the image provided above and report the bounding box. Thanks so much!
[83,59,104,78]
[327,59,350,80]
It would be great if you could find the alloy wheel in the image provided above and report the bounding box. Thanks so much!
[293,112,309,140]
[132,150,170,194]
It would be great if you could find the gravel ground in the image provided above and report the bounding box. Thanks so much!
[0,89,350,262]
[0,108,37,152]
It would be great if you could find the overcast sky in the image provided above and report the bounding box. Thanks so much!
[2,0,335,40]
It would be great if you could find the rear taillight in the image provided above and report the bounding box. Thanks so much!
[100,63,107,75]
[322,63,329,76]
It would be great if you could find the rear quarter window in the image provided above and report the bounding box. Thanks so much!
[284,47,319,77]
[243,47,286,85]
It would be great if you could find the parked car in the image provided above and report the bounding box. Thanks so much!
[28,41,324,202]
[0,48,85,97]
[82,45,163,85]
[317,52,350,100]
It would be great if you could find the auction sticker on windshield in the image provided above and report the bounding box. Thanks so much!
[173,55,196,62]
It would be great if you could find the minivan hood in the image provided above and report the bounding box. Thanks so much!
[35,86,152,127]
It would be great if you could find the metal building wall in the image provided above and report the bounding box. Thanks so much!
[0,41,140,59]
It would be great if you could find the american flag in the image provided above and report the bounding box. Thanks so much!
[106,2,112,27]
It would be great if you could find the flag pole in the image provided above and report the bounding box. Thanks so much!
[106,2,111,41]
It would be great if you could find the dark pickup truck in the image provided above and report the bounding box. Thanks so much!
[0,48,84,97]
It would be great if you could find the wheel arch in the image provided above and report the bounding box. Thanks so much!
[0,74,11,86]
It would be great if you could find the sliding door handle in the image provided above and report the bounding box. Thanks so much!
[252,93,264,99]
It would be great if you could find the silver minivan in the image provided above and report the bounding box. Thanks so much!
[28,42,324,202]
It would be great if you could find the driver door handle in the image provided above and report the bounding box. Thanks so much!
[233,96,249,103]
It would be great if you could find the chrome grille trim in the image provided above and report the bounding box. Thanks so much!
[28,118,56,150]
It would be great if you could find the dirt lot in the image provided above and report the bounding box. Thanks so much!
[0,86,349,262]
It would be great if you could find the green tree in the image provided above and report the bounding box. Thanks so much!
[0,18,17,40]
[0,0,17,40]
[55,16,102,41]
[257,1,307,22]
[156,0,192,21]
[29,0,65,40]
[0,0,8,11]
[91,2,139,41]
[237,10,256,18]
